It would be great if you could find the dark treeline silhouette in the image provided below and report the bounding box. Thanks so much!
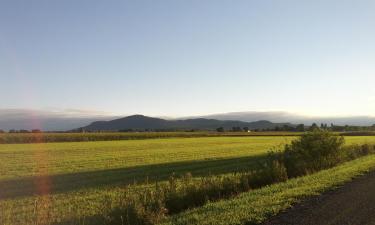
[6,129,42,133]
[213,123,375,133]
[248,123,375,132]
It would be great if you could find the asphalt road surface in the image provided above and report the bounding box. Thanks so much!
[262,170,375,225]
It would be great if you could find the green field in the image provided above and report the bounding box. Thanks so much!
[1,136,375,224]
[0,132,302,144]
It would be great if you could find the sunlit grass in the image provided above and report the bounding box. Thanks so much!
[0,136,374,224]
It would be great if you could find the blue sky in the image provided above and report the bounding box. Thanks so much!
[1,0,375,117]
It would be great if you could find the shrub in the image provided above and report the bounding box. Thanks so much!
[104,189,167,225]
[250,152,288,188]
[164,173,243,214]
[342,144,375,160]
[283,130,345,177]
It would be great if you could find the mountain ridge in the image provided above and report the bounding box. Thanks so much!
[79,115,292,131]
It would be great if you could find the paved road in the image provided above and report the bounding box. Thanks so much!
[262,170,375,225]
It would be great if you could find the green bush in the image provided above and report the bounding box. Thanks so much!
[250,152,288,188]
[164,173,243,214]
[104,189,166,225]
[283,130,345,177]
[342,144,375,160]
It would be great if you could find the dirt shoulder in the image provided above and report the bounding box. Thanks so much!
[262,170,375,225]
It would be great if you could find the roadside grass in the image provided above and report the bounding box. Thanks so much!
[161,154,375,225]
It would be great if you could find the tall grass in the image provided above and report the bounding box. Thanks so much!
[161,154,375,225]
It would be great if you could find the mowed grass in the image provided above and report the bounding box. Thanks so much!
[0,131,302,144]
[0,137,294,180]
[1,136,375,224]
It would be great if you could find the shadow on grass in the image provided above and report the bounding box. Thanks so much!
[0,154,268,200]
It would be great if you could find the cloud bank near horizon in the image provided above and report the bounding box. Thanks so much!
[0,109,120,131]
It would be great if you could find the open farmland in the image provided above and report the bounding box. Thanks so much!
[0,132,302,144]
[1,135,375,224]
[0,131,371,144]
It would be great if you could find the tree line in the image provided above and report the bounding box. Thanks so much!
[216,123,375,132]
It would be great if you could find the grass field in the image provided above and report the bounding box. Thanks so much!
[1,136,375,224]
[0,132,302,144]
[1,131,372,144]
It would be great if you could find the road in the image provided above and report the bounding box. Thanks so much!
[262,170,375,225]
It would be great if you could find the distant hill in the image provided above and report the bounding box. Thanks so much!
[198,111,375,126]
[2,109,373,132]
[79,115,292,131]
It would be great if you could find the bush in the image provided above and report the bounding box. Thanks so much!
[164,173,243,214]
[250,152,288,188]
[104,189,167,225]
[282,130,345,177]
[342,144,375,160]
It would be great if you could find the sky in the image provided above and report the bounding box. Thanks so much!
[1,0,375,117]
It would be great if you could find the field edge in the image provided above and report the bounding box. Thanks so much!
[161,154,375,225]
